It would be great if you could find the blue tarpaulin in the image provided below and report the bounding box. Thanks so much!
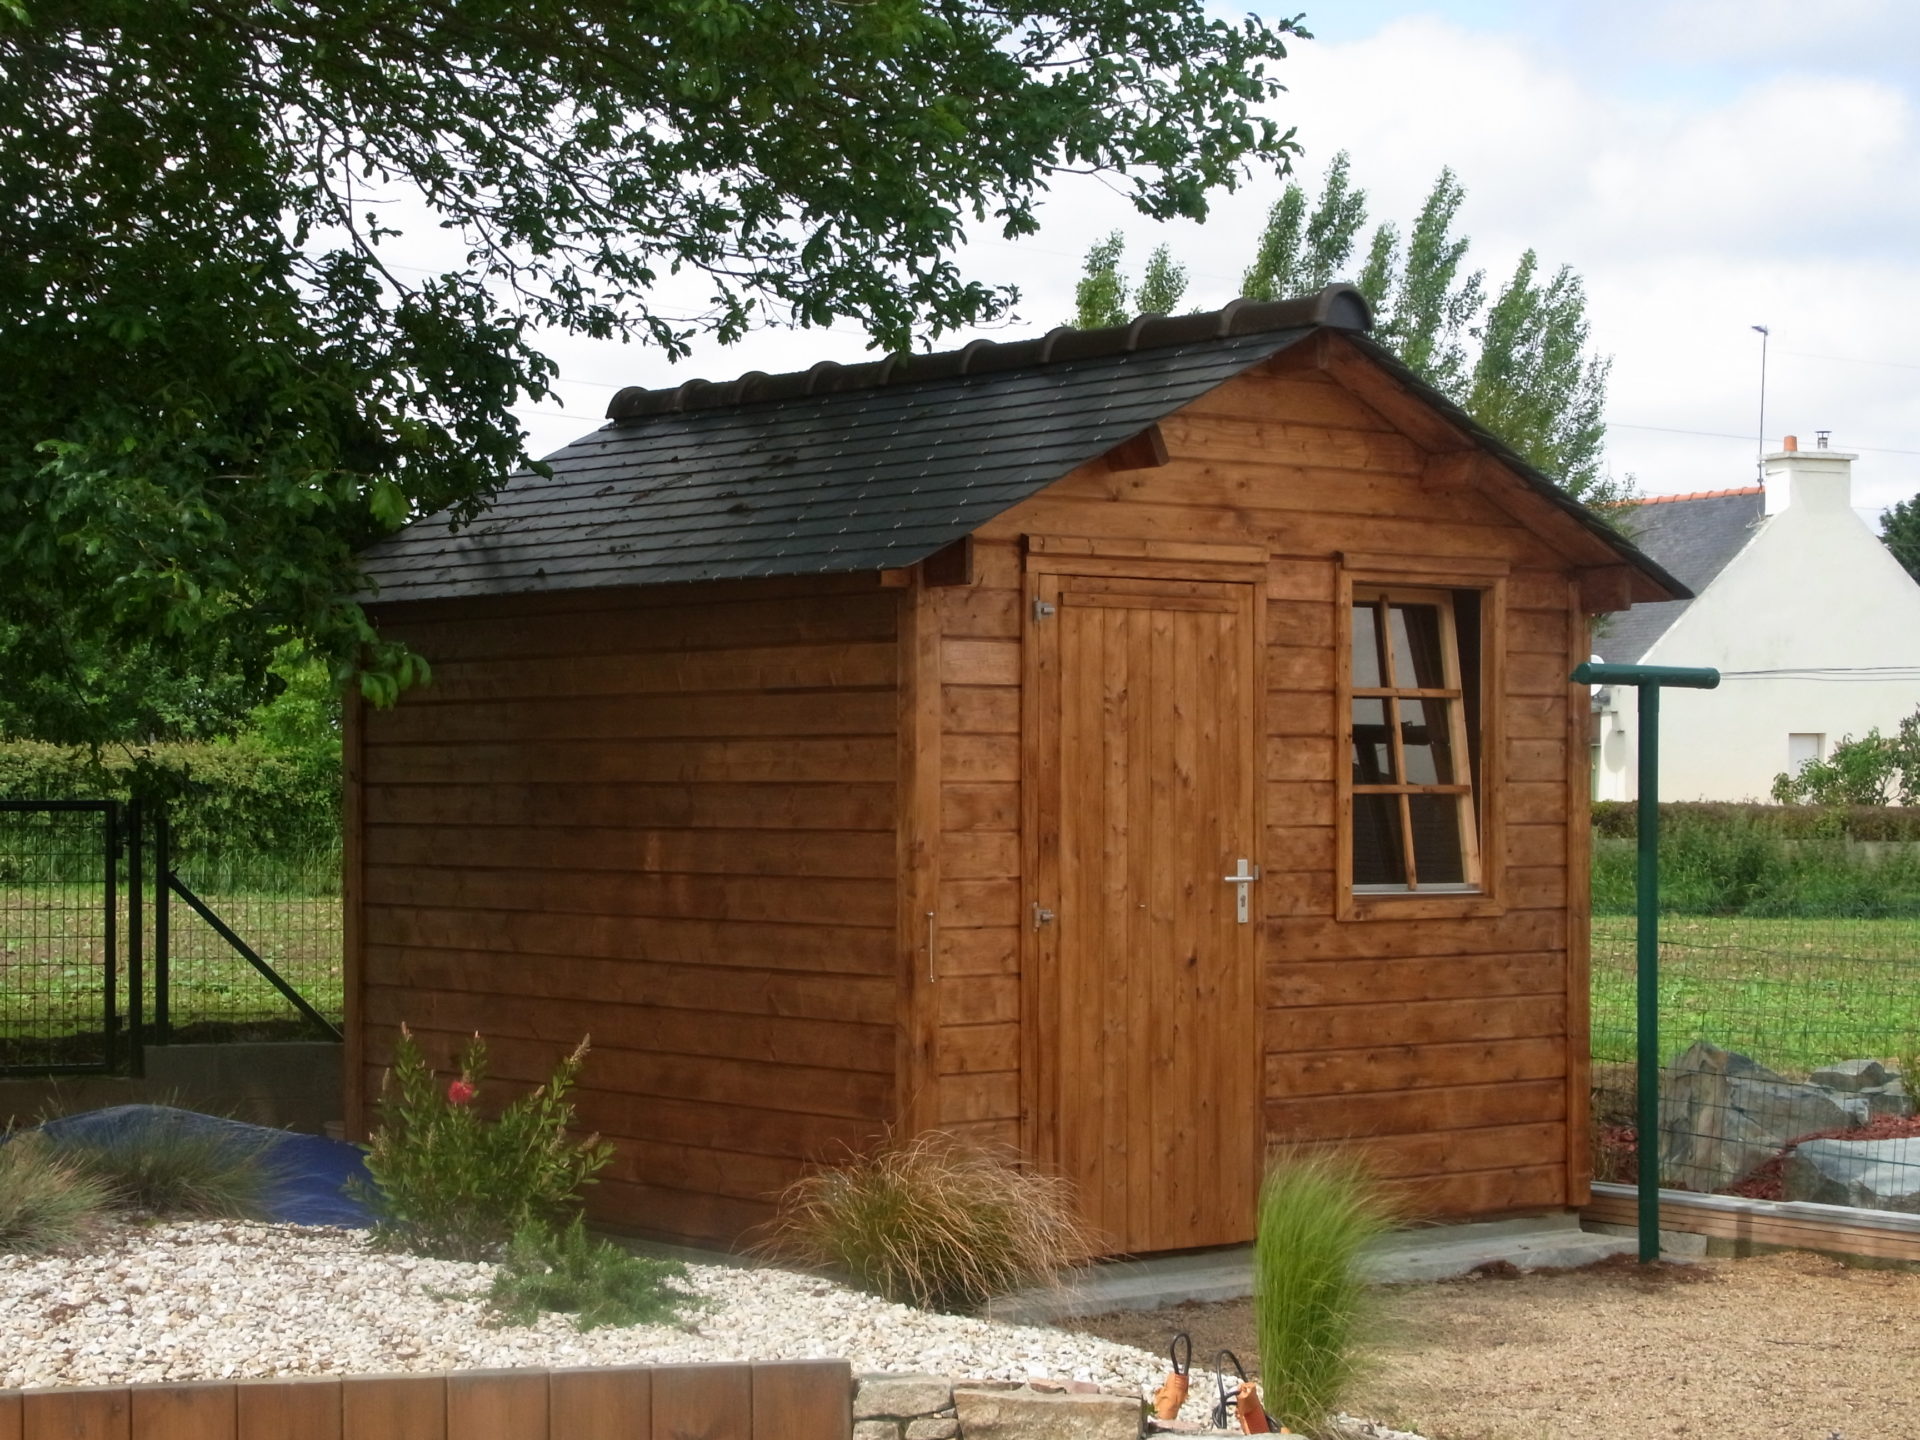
[29,1105,374,1228]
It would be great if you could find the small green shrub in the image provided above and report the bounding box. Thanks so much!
[0,1132,111,1252]
[359,1027,613,1262]
[762,1131,1094,1313]
[1253,1150,1396,1437]
[488,1216,702,1331]
[53,1109,281,1218]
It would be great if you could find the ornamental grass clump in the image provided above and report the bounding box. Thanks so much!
[53,1109,281,1219]
[762,1130,1094,1313]
[0,1131,111,1254]
[359,1027,612,1262]
[488,1216,703,1332]
[1253,1150,1397,1437]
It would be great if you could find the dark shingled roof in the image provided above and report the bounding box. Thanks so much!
[357,284,1684,605]
[1594,487,1766,663]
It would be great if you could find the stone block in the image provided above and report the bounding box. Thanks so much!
[906,1420,960,1440]
[1810,1059,1889,1092]
[1783,1137,1920,1212]
[856,1422,902,1440]
[1860,1082,1915,1120]
[1658,1041,1854,1191]
[856,1378,957,1422]
[954,1386,1142,1440]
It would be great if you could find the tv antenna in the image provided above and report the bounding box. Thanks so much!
[1751,324,1770,480]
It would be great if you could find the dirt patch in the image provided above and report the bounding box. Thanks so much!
[1065,1249,1920,1439]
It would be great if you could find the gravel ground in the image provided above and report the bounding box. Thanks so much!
[0,1221,1183,1394]
[1070,1250,1920,1440]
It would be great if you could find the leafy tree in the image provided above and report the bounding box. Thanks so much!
[4,0,1306,739]
[1467,252,1625,507]
[1072,231,1132,329]
[1072,234,1188,327]
[1882,494,1920,585]
[1772,710,1920,806]
[1234,154,1625,505]
[1136,244,1190,317]
[1243,151,1366,302]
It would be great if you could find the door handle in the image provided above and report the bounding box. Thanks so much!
[1222,859,1261,924]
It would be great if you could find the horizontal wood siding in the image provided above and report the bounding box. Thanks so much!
[964,361,1582,1226]
[358,579,900,1244]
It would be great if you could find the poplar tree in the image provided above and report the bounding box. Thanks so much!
[1882,495,1920,585]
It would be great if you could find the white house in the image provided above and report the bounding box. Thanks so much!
[1592,435,1920,801]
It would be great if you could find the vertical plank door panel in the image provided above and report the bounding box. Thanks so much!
[0,1394,17,1440]
[1041,574,1261,1252]
[652,1365,753,1440]
[549,1367,652,1440]
[448,1371,550,1440]
[22,1388,130,1440]
[130,1383,235,1440]
[235,1378,342,1440]
[750,1362,852,1440]
[340,1374,446,1440]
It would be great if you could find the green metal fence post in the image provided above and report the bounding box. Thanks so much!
[1571,661,1719,1263]
[1635,684,1660,1264]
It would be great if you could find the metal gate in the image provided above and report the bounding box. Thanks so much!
[0,800,127,1073]
[1,799,339,1077]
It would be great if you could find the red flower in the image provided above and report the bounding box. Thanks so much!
[447,1079,477,1106]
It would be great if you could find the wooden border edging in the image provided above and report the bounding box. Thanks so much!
[1583,1181,1920,1264]
[0,1360,852,1440]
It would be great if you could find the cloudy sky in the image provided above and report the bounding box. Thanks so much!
[514,0,1920,518]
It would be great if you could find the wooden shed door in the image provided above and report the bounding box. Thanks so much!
[1028,572,1261,1253]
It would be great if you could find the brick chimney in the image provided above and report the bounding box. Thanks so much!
[1763,432,1854,516]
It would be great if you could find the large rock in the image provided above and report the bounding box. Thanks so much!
[1783,1137,1920,1212]
[856,1377,958,1422]
[1658,1041,1855,1191]
[953,1387,1142,1440]
[1810,1059,1890,1091]
[1860,1081,1915,1120]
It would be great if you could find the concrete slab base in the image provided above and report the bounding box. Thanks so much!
[988,1212,1644,1323]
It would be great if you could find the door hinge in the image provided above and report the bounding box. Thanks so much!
[1032,598,1057,621]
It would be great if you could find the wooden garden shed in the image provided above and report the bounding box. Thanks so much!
[345,285,1686,1254]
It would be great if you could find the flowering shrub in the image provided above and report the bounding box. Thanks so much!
[358,1027,613,1261]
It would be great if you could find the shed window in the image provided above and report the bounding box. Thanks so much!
[1348,587,1482,892]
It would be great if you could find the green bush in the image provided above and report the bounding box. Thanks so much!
[762,1131,1094,1313]
[0,736,340,870]
[0,1131,111,1253]
[1253,1151,1396,1437]
[488,1216,702,1331]
[1592,800,1920,843]
[1590,807,1920,917]
[359,1028,613,1262]
[52,1109,282,1219]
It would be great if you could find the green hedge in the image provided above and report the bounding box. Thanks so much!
[1591,803,1920,918]
[0,738,339,862]
[1592,800,1920,842]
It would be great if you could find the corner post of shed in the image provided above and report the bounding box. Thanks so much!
[895,568,944,1138]
[1570,661,1719,1263]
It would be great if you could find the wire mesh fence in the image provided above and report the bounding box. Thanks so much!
[1592,910,1920,1217]
[0,802,119,1070]
[0,800,340,1073]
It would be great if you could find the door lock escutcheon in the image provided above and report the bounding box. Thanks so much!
[1222,858,1261,924]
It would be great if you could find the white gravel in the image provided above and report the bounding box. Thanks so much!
[0,1221,1176,1392]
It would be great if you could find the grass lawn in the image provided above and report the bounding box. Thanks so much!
[1591,913,1920,1076]
[1,883,341,1040]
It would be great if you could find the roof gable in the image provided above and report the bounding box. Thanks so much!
[358,286,1684,607]
[1593,488,1766,663]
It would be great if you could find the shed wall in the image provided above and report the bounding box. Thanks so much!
[935,359,1593,1221]
[353,576,903,1242]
